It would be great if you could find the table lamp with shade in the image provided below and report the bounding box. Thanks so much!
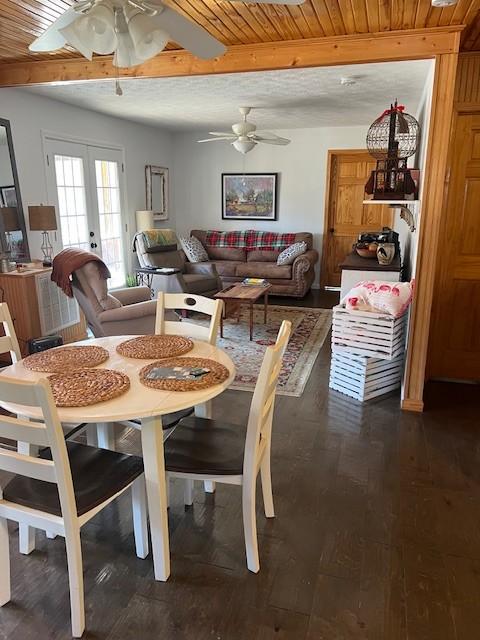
[136,210,154,232]
[1,207,21,253]
[28,205,57,266]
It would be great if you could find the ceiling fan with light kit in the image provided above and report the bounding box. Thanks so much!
[198,107,291,155]
[29,0,305,69]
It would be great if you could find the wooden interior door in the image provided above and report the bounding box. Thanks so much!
[428,114,480,381]
[321,150,393,288]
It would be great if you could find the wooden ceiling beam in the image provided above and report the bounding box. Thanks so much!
[0,26,462,88]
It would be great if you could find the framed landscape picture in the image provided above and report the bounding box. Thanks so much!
[222,173,278,221]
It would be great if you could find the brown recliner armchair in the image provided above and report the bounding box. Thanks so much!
[72,261,157,337]
[134,231,221,299]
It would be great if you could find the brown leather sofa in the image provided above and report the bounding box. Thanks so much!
[190,230,318,297]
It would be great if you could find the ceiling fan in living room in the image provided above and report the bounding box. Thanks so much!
[198,107,291,154]
[29,0,305,68]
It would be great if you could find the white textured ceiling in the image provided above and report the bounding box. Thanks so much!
[23,59,432,132]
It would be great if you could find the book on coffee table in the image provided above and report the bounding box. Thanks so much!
[242,278,269,286]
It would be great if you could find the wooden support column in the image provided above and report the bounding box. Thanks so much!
[401,47,460,412]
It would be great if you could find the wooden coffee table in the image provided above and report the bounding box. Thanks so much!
[215,283,272,341]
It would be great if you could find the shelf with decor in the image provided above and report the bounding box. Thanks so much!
[363,200,419,232]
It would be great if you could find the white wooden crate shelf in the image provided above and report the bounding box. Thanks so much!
[329,352,404,402]
[331,305,406,360]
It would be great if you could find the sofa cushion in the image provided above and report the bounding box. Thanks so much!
[183,274,219,294]
[179,235,208,263]
[235,262,292,279]
[247,249,281,262]
[144,249,186,270]
[210,260,244,277]
[206,246,246,261]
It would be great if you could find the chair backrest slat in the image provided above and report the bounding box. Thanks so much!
[0,448,56,483]
[243,320,292,478]
[0,415,49,447]
[0,378,77,524]
[156,292,223,345]
[0,303,21,363]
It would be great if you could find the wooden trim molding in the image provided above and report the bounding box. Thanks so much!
[401,48,460,412]
[0,26,462,87]
[454,51,480,108]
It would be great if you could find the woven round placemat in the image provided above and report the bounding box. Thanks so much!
[48,369,130,407]
[23,345,109,373]
[139,357,230,392]
[116,334,194,360]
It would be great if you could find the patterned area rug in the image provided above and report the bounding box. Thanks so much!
[191,305,332,397]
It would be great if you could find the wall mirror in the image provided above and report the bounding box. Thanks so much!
[145,165,168,220]
[0,118,30,261]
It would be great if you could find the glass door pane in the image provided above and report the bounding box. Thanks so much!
[53,154,90,252]
[94,159,125,288]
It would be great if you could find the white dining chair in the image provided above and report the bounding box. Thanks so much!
[155,292,223,345]
[0,302,21,363]
[155,292,225,498]
[163,319,291,572]
[0,377,149,638]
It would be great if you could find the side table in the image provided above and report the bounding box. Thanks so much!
[135,268,181,298]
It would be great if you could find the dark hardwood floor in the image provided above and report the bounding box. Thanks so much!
[1,290,480,639]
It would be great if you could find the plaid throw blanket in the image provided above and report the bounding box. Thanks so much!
[206,230,297,251]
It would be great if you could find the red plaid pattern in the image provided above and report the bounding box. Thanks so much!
[206,230,297,251]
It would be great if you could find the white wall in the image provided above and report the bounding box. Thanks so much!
[392,59,435,280]
[0,88,174,263]
[173,126,368,283]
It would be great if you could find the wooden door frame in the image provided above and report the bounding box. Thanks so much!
[320,149,370,290]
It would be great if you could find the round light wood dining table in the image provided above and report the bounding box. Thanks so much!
[0,335,236,582]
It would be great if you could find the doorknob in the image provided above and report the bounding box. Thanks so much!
[90,242,97,249]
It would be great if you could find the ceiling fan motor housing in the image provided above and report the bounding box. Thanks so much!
[232,121,256,136]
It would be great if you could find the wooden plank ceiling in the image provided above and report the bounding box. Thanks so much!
[0,0,479,65]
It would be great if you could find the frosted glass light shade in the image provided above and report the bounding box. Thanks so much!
[59,5,117,58]
[129,12,168,61]
[114,29,142,68]
[233,139,256,154]
[136,210,154,231]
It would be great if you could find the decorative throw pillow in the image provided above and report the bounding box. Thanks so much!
[179,235,209,263]
[343,280,414,318]
[277,241,307,265]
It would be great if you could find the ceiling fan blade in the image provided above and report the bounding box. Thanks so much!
[152,6,226,59]
[198,137,237,143]
[29,7,78,52]
[252,134,290,145]
[208,131,236,136]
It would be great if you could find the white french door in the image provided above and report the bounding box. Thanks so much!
[44,138,127,288]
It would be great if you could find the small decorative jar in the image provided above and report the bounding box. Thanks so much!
[377,243,395,266]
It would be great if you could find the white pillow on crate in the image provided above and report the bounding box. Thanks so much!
[341,280,414,318]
